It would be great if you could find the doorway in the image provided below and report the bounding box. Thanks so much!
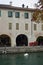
[16,34,28,46]
[36,36,43,45]
[0,34,11,47]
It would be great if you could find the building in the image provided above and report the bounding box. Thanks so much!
[0,3,43,47]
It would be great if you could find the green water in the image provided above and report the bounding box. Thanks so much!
[0,52,43,65]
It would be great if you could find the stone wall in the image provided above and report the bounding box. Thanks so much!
[0,46,43,54]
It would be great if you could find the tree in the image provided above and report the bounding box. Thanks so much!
[32,0,43,23]
[36,0,43,9]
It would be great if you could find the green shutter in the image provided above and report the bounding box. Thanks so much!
[15,12,20,18]
[0,11,1,16]
[8,11,13,17]
[24,13,28,18]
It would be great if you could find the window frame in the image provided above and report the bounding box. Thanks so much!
[15,12,20,18]
[25,23,28,30]
[8,11,13,17]
[0,10,1,17]
[24,13,29,19]
[9,23,12,30]
[34,24,37,31]
[16,23,19,30]
[42,24,43,30]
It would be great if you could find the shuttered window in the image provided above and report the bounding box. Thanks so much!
[16,23,19,30]
[8,11,13,17]
[34,24,37,30]
[24,13,29,19]
[25,24,28,30]
[15,12,20,18]
[42,24,43,30]
[0,11,1,16]
[9,23,12,30]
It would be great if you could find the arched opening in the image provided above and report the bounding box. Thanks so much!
[16,34,28,46]
[36,36,43,45]
[0,34,11,47]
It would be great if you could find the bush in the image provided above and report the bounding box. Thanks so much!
[29,41,38,46]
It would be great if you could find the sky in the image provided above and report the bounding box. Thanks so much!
[0,0,38,8]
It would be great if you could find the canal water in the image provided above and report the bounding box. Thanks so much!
[0,52,43,65]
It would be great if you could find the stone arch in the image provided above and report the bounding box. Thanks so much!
[0,34,11,47]
[16,34,28,46]
[36,36,43,45]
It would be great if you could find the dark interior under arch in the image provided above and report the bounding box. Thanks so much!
[36,36,43,45]
[16,34,28,46]
[0,34,11,47]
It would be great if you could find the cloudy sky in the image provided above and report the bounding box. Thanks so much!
[0,0,38,8]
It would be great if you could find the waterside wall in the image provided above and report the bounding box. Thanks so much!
[0,46,43,54]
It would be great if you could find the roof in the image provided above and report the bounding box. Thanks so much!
[0,4,37,12]
[0,4,43,12]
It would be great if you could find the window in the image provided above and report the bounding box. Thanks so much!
[0,11,1,16]
[24,13,28,19]
[16,23,19,30]
[8,11,13,17]
[25,24,28,30]
[42,24,43,30]
[9,23,12,30]
[15,12,20,18]
[34,24,37,30]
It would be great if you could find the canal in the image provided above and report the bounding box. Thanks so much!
[0,52,43,65]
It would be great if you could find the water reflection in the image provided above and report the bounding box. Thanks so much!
[0,52,43,65]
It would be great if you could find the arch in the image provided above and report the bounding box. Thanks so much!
[0,34,11,47]
[36,36,43,45]
[16,34,28,46]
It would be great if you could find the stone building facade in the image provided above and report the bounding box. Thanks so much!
[0,3,43,47]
